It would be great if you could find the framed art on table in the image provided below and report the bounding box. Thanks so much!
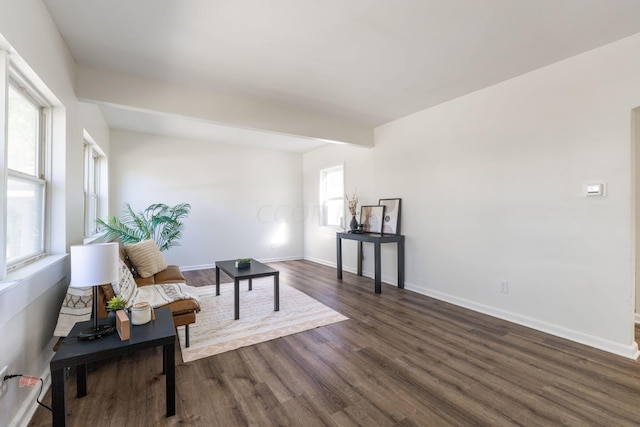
[379,198,401,234]
[359,205,385,233]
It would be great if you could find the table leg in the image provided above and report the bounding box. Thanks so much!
[164,342,176,417]
[248,278,252,291]
[336,236,343,280]
[215,266,220,296]
[274,272,280,311]
[357,241,363,276]
[398,238,405,289]
[76,364,87,398]
[162,343,166,374]
[51,367,66,427]
[234,278,240,320]
[374,242,382,294]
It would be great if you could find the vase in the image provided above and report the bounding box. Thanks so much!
[349,215,358,232]
[107,311,117,327]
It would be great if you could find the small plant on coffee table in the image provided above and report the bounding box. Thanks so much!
[235,258,251,269]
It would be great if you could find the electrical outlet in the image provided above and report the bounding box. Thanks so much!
[499,281,509,294]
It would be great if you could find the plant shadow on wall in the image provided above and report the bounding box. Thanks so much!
[96,203,192,251]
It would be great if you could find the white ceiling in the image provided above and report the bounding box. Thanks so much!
[43,0,640,151]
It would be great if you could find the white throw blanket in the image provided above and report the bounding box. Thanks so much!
[130,282,200,309]
[53,282,200,337]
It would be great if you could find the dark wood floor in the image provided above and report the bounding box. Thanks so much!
[29,260,640,426]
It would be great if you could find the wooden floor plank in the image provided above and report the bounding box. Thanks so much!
[28,260,640,426]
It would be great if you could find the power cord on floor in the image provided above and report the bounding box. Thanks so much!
[3,374,53,412]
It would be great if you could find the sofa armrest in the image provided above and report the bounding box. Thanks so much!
[136,265,186,286]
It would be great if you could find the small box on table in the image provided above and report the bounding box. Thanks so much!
[116,309,130,340]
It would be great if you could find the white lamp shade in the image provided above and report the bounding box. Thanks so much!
[69,242,119,288]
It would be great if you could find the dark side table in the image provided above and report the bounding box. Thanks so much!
[50,307,176,427]
[336,232,405,293]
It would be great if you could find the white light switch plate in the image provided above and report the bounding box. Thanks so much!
[585,183,604,196]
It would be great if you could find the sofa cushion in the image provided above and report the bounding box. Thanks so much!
[125,239,168,278]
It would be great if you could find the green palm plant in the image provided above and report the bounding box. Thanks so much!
[96,203,191,252]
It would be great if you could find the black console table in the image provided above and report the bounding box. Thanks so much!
[336,232,405,293]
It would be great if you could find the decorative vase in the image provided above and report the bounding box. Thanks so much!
[349,215,359,232]
[107,311,117,327]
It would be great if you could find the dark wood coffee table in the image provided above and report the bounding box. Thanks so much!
[50,307,176,427]
[215,259,279,320]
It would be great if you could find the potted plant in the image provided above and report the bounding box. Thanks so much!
[235,258,251,269]
[96,202,191,252]
[106,296,128,326]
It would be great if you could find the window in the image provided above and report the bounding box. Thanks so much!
[6,81,48,269]
[83,139,103,237]
[320,165,344,227]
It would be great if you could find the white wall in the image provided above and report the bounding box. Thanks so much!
[79,102,112,231]
[109,130,304,269]
[80,102,111,156]
[0,2,110,426]
[634,107,640,322]
[304,33,640,358]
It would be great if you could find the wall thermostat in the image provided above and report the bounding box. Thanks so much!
[585,183,605,197]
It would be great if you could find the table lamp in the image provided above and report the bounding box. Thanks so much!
[69,242,119,341]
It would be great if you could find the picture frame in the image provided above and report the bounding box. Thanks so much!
[359,205,385,233]
[379,198,401,234]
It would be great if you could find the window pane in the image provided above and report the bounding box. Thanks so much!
[326,199,343,227]
[326,170,343,199]
[84,143,102,237]
[88,194,98,235]
[8,86,39,176]
[320,166,344,227]
[6,176,44,263]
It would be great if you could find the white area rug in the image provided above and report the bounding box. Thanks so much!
[178,279,348,362]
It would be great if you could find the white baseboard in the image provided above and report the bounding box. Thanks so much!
[405,281,640,360]
[303,255,335,269]
[11,348,53,427]
[303,256,366,277]
[180,263,215,272]
[180,256,303,272]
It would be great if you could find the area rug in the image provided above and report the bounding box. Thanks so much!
[178,279,348,362]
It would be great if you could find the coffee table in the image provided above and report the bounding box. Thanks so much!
[50,307,176,427]
[215,259,279,320]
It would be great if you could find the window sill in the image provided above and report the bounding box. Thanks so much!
[0,254,67,296]
[83,232,109,245]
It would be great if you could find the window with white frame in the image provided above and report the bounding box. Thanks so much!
[320,165,344,227]
[5,80,48,270]
[83,139,103,237]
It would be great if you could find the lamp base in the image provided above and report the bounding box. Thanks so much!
[77,324,116,341]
